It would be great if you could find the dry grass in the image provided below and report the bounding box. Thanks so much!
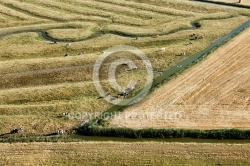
[0,142,249,165]
[47,27,95,41]
[0,0,250,136]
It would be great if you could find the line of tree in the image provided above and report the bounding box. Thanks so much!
[78,125,250,139]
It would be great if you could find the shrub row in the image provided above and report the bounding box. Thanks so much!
[78,126,250,139]
[0,135,77,143]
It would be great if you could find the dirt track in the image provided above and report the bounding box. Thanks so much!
[110,27,250,129]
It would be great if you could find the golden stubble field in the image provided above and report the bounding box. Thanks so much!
[111,27,250,129]
[0,142,250,165]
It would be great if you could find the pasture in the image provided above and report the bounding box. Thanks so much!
[0,0,250,136]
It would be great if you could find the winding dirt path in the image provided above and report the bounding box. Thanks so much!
[110,27,250,129]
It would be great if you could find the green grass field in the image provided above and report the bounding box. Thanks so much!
[0,0,250,137]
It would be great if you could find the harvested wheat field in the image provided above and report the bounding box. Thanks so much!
[0,142,250,165]
[111,27,250,130]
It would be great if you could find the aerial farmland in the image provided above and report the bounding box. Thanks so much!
[0,0,249,165]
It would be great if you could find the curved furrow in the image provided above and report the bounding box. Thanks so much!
[19,0,112,19]
[0,3,48,22]
[2,1,110,22]
[0,99,109,117]
[130,0,249,14]
[22,0,154,23]
[0,82,96,104]
[2,3,60,21]
[0,13,236,44]
[55,0,160,20]
[94,0,198,17]
[0,19,196,43]
[0,4,34,21]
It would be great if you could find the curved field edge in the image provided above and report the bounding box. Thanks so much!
[0,15,231,42]
[76,20,250,139]
[0,13,247,42]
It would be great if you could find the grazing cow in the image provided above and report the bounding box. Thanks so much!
[127,66,139,71]
[11,127,24,134]
[121,61,131,66]
[176,52,186,56]
[190,33,204,40]
[159,47,166,52]
[181,52,186,56]
[124,86,135,96]
[132,66,138,70]
[198,35,204,39]
[64,53,69,57]
[189,33,196,37]
[62,112,69,116]
[135,37,140,40]
[78,52,83,55]
[53,41,57,44]
[56,129,64,135]
[65,43,71,47]
[152,34,159,38]
[117,92,126,98]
